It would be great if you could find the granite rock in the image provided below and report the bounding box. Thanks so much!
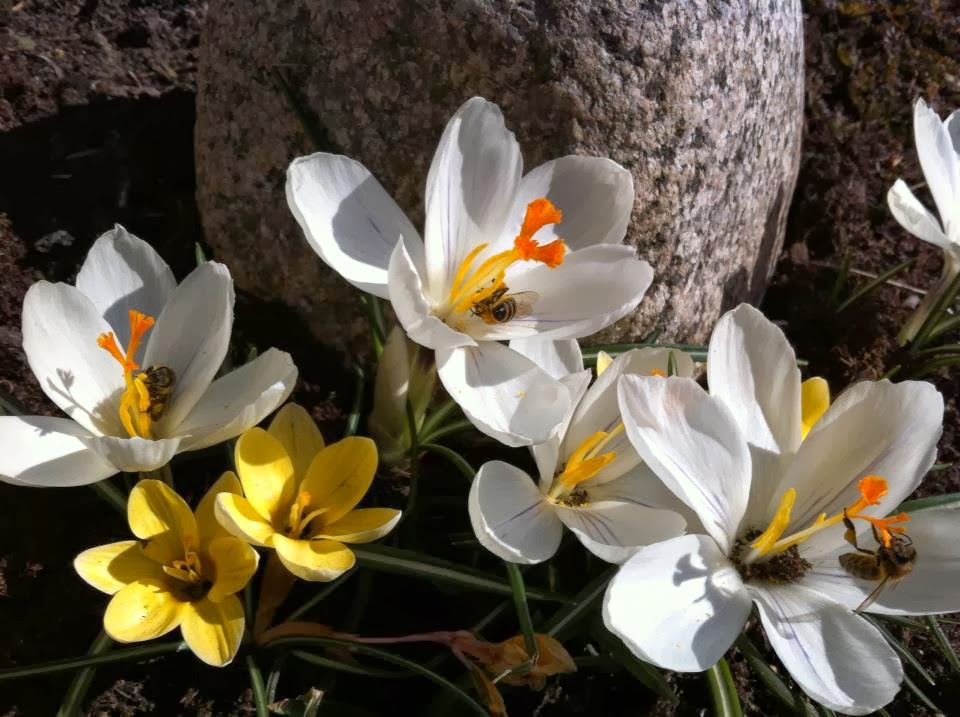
[195,0,803,361]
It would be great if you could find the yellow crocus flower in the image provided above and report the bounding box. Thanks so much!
[74,475,259,666]
[215,403,401,581]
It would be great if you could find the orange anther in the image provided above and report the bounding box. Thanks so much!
[650,368,666,377]
[857,475,888,506]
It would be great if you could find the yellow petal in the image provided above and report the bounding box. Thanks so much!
[801,376,831,440]
[313,508,401,544]
[300,437,378,527]
[128,480,198,565]
[235,427,296,524]
[215,493,277,547]
[181,594,245,666]
[74,541,162,595]
[268,403,325,479]
[206,536,260,602]
[196,471,243,545]
[596,350,614,376]
[272,535,356,582]
[103,578,184,642]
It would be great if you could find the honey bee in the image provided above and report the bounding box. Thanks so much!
[136,365,176,421]
[839,511,916,613]
[471,287,538,324]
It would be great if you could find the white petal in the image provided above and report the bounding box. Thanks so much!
[618,375,750,553]
[804,508,960,615]
[602,534,751,671]
[388,239,476,350]
[75,225,177,345]
[501,156,635,252]
[707,304,801,524]
[21,281,125,436]
[437,343,572,448]
[84,435,183,473]
[750,583,902,715]
[782,380,943,555]
[0,415,116,487]
[175,349,298,451]
[424,97,522,300]
[914,98,960,238]
[483,245,653,341]
[143,262,234,432]
[286,153,424,299]
[507,338,584,379]
[530,370,592,486]
[468,460,562,564]
[556,498,685,564]
[887,179,950,248]
[946,109,960,156]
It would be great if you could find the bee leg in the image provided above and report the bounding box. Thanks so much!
[842,510,859,549]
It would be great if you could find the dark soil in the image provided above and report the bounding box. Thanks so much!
[2,1,960,716]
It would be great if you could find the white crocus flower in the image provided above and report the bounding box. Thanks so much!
[0,226,298,487]
[469,341,688,564]
[604,304,946,715]
[287,97,651,447]
[887,98,960,344]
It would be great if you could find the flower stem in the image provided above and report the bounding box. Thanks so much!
[246,654,269,717]
[418,399,460,439]
[89,480,127,516]
[56,631,113,717]
[0,641,186,682]
[705,657,744,717]
[494,563,538,683]
[420,442,475,483]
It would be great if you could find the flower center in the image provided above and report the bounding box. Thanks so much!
[97,310,175,439]
[443,198,566,326]
[163,548,211,601]
[547,424,624,503]
[744,475,910,565]
[283,489,328,538]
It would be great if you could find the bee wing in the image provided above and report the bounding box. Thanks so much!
[507,291,539,318]
[854,575,892,614]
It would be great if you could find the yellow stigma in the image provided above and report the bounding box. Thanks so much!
[749,475,909,560]
[800,377,830,440]
[548,423,624,501]
[444,198,566,319]
[97,310,157,438]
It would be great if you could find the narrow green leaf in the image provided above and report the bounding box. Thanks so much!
[291,650,407,679]
[343,364,365,438]
[246,654,269,717]
[639,327,664,344]
[57,631,113,717]
[901,672,942,713]
[906,354,960,379]
[590,624,676,702]
[667,350,678,377]
[896,491,960,514]
[863,615,935,686]
[926,616,960,674]
[540,566,616,640]
[265,637,488,717]
[836,258,916,313]
[359,295,386,358]
[350,544,571,603]
[734,635,806,715]
[418,400,460,441]
[419,419,475,445]
[829,251,852,307]
[706,657,744,717]
[0,641,186,682]
[914,342,960,356]
[194,243,207,265]
[912,267,960,350]
[928,313,960,342]
[421,442,476,483]
[287,568,357,622]
[498,563,538,680]
[88,480,127,517]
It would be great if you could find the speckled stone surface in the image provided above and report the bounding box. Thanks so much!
[196,0,803,361]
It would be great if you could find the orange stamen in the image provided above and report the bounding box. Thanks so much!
[856,475,888,507]
[519,198,563,239]
[649,368,666,377]
[860,512,910,548]
[97,332,128,367]
[97,309,155,373]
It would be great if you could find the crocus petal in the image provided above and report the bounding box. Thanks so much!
[423,97,521,300]
[286,152,424,299]
[271,535,356,582]
[388,238,476,350]
[618,375,750,553]
[947,109,960,155]
[233,427,296,526]
[531,369,593,484]
[501,156,634,252]
[804,508,960,615]
[143,261,234,431]
[74,541,161,595]
[750,583,902,715]
[436,343,573,448]
[267,402,325,480]
[103,579,184,642]
[914,98,960,238]
[84,435,183,473]
[707,304,801,523]
[206,536,259,603]
[128,479,199,566]
[555,499,685,564]
[180,594,244,667]
[468,461,562,565]
[602,534,751,671]
[21,281,125,436]
[887,179,950,248]
[75,225,177,345]
[195,471,243,545]
[214,493,277,547]
[300,436,378,527]
[478,245,653,342]
[313,508,402,544]
[0,415,116,487]
[507,338,584,379]
[781,380,943,556]
[173,349,298,451]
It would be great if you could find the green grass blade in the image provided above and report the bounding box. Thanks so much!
[291,650,408,679]
[836,258,916,313]
[0,641,186,682]
[895,492,960,514]
[350,544,571,603]
[56,631,113,717]
[706,657,744,717]
[911,268,960,350]
[419,419,475,445]
[926,616,960,674]
[540,566,616,640]
[590,624,676,702]
[901,672,942,713]
[928,313,960,342]
[499,563,538,680]
[863,615,935,686]
[246,654,269,717]
[829,251,852,306]
[734,634,806,714]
